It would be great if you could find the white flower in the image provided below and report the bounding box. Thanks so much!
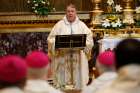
[33,0,36,3]
[116,19,122,27]
[111,22,117,27]
[107,0,114,6]
[115,5,122,12]
[102,16,123,29]
[135,6,140,13]
[52,8,56,11]
[47,2,50,5]
[102,19,111,28]
[41,1,46,4]
[34,10,38,13]
[111,18,122,28]
[34,3,38,6]
[27,0,31,4]
[27,0,53,15]
[32,7,35,9]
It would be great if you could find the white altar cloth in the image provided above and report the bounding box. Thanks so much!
[99,37,140,52]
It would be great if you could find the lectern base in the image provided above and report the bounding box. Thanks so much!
[65,84,75,90]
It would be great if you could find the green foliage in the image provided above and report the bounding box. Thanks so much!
[135,20,140,27]
[27,0,54,15]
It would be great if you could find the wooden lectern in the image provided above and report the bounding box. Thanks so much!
[55,34,86,89]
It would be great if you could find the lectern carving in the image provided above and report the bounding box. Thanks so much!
[54,34,86,89]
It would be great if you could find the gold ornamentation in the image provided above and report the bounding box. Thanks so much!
[123,0,134,24]
[90,0,103,28]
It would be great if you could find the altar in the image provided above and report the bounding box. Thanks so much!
[99,35,140,52]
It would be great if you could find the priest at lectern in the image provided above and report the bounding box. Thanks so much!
[47,4,93,89]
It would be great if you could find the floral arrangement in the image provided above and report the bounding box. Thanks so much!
[135,6,140,13]
[106,0,123,13]
[102,15,122,29]
[27,0,55,15]
[101,0,123,29]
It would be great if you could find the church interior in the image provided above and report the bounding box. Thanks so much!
[0,0,140,92]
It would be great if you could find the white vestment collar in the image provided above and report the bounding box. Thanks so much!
[63,16,79,25]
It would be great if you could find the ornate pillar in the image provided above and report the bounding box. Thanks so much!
[90,0,103,29]
[123,0,134,25]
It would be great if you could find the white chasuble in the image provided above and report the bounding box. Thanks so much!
[47,16,93,89]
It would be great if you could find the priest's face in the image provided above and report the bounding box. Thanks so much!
[66,6,77,23]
